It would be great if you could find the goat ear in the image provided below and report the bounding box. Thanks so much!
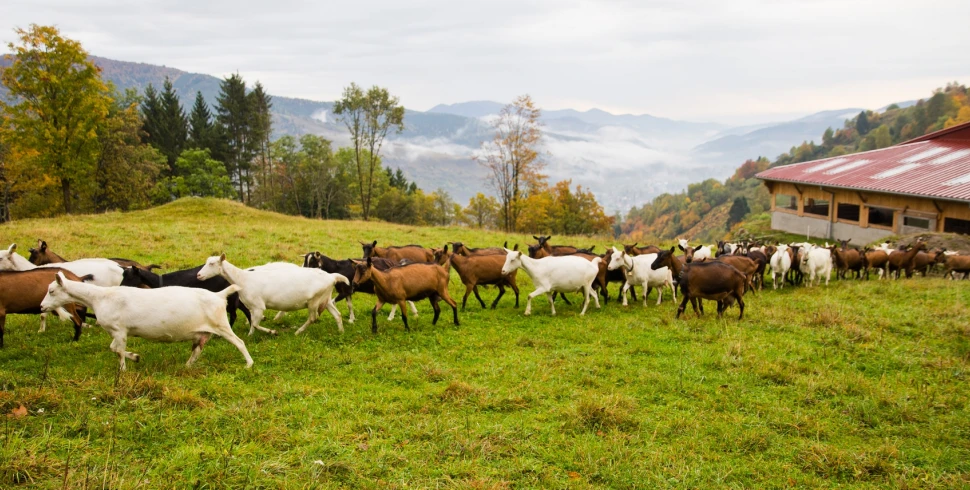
[219,253,226,262]
[513,243,519,251]
[55,272,64,286]
[532,236,540,241]
[443,244,448,253]
[668,246,675,253]
[8,243,16,253]
[37,239,45,251]
[371,240,377,247]
[503,241,508,248]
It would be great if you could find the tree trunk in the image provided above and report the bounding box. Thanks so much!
[61,179,72,214]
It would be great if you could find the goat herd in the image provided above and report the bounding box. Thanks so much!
[0,234,963,371]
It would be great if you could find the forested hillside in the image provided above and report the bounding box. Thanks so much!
[621,83,970,243]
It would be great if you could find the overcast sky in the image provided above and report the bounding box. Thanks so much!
[4,0,968,125]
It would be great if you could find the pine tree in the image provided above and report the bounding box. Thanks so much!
[247,82,273,205]
[140,84,162,146]
[156,77,188,173]
[188,91,213,148]
[215,73,252,201]
[856,110,870,136]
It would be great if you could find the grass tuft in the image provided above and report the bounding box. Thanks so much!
[571,393,638,432]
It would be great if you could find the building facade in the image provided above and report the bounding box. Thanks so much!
[756,121,970,243]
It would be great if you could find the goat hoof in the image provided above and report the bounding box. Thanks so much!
[269,330,278,336]
[132,354,141,362]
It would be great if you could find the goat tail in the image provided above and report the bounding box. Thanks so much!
[79,274,95,282]
[591,257,603,266]
[216,284,242,298]
[333,273,350,286]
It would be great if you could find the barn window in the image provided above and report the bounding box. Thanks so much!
[903,216,930,229]
[775,194,797,211]
[803,198,829,217]
[944,217,970,235]
[837,203,860,222]
[868,206,894,227]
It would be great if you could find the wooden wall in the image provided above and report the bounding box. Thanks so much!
[764,181,970,234]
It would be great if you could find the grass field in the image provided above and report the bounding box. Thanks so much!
[1,198,968,488]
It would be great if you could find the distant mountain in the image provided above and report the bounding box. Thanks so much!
[427,101,505,119]
[692,108,864,163]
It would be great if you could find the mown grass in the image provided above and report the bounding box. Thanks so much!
[1,198,968,488]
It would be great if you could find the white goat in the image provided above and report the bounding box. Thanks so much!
[607,248,675,306]
[197,254,348,335]
[40,271,252,370]
[678,239,712,262]
[501,250,601,316]
[801,246,833,286]
[769,244,792,289]
[0,243,124,332]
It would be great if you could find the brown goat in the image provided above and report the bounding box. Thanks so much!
[450,252,520,309]
[351,258,458,333]
[888,239,927,279]
[0,268,90,347]
[663,260,746,320]
[913,249,947,276]
[832,240,867,280]
[528,236,593,258]
[450,242,506,256]
[28,239,159,271]
[623,243,661,256]
[715,255,758,294]
[863,248,889,279]
[943,254,970,279]
[361,240,434,264]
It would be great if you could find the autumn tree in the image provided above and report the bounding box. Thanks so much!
[476,95,545,232]
[94,87,166,211]
[0,24,110,213]
[461,193,499,228]
[332,83,405,220]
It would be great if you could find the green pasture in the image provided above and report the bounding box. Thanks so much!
[0,198,968,488]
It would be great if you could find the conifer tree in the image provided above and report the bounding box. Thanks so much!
[215,73,252,201]
[156,77,188,173]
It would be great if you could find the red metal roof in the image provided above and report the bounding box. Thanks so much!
[756,121,970,203]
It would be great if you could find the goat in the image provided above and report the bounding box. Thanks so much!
[304,252,419,322]
[197,254,348,336]
[863,248,889,280]
[716,255,759,293]
[448,250,519,310]
[351,258,458,333]
[913,248,947,277]
[678,239,712,263]
[501,249,601,316]
[119,266,253,328]
[527,244,614,305]
[0,269,90,348]
[622,243,661,256]
[769,244,792,289]
[607,247,675,306]
[943,253,970,280]
[715,241,739,257]
[41,271,252,370]
[0,243,124,330]
[831,239,866,280]
[888,239,927,279]
[528,236,594,258]
[743,249,768,290]
[361,241,434,264]
[28,239,160,271]
[660,259,745,320]
[800,245,834,286]
[450,242,506,256]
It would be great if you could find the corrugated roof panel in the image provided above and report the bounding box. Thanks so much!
[901,147,948,163]
[755,120,970,203]
[825,159,871,174]
[872,163,920,179]
[929,149,970,165]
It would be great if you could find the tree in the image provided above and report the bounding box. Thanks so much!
[156,77,188,173]
[332,83,405,220]
[248,81,272,205]
[156,148,236,199]
[94,87,166,211]
[856,110,870,136]
[461,193,499,228]
[216,73,253,202]
[475,95,545,232]
[0,24,111,213]
[188,91,222,158]
[726,196,750,229]
[140,83,162,145]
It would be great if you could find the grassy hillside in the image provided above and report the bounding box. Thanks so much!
[1,199,969,488]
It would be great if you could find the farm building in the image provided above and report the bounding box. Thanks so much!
[755,120,970,243]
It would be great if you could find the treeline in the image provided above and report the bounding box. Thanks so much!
[621,83,970,242]
[0,24,613,235]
